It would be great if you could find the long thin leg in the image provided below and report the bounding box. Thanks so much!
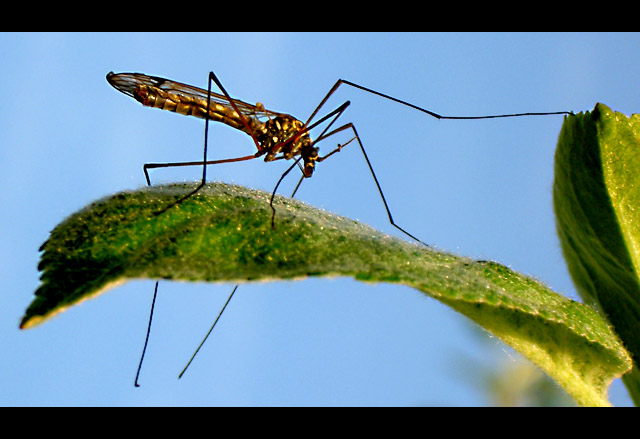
[290,162,307,198]
[178,285,238,379]
[308,79,572,124]
[319,121,428,246]
[207,71,264,153]
[134,281,159,387]
[270,157,304,229]
[177,165,305,379]
[143,154,259,186]
[144,154,259,216]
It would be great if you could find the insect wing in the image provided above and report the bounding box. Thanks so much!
[106,72,278,120]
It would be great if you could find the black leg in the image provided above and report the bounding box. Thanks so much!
[134,281,159,387]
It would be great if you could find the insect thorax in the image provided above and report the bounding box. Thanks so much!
[259,115,318,177]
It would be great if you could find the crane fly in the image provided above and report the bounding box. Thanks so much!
[106,71,572,386]
[107,71,356,223]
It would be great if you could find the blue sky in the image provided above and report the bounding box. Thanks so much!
[2,32,638,406]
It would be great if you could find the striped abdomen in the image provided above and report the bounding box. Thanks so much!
[134,84,263,136]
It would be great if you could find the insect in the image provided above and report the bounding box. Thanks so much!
[107,71,572,385]
[107,72,359,226]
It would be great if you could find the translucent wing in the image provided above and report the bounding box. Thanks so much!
[106,72,279,120]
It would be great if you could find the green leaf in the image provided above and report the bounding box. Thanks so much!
[22,182,631,406]
[554,103,640,405]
